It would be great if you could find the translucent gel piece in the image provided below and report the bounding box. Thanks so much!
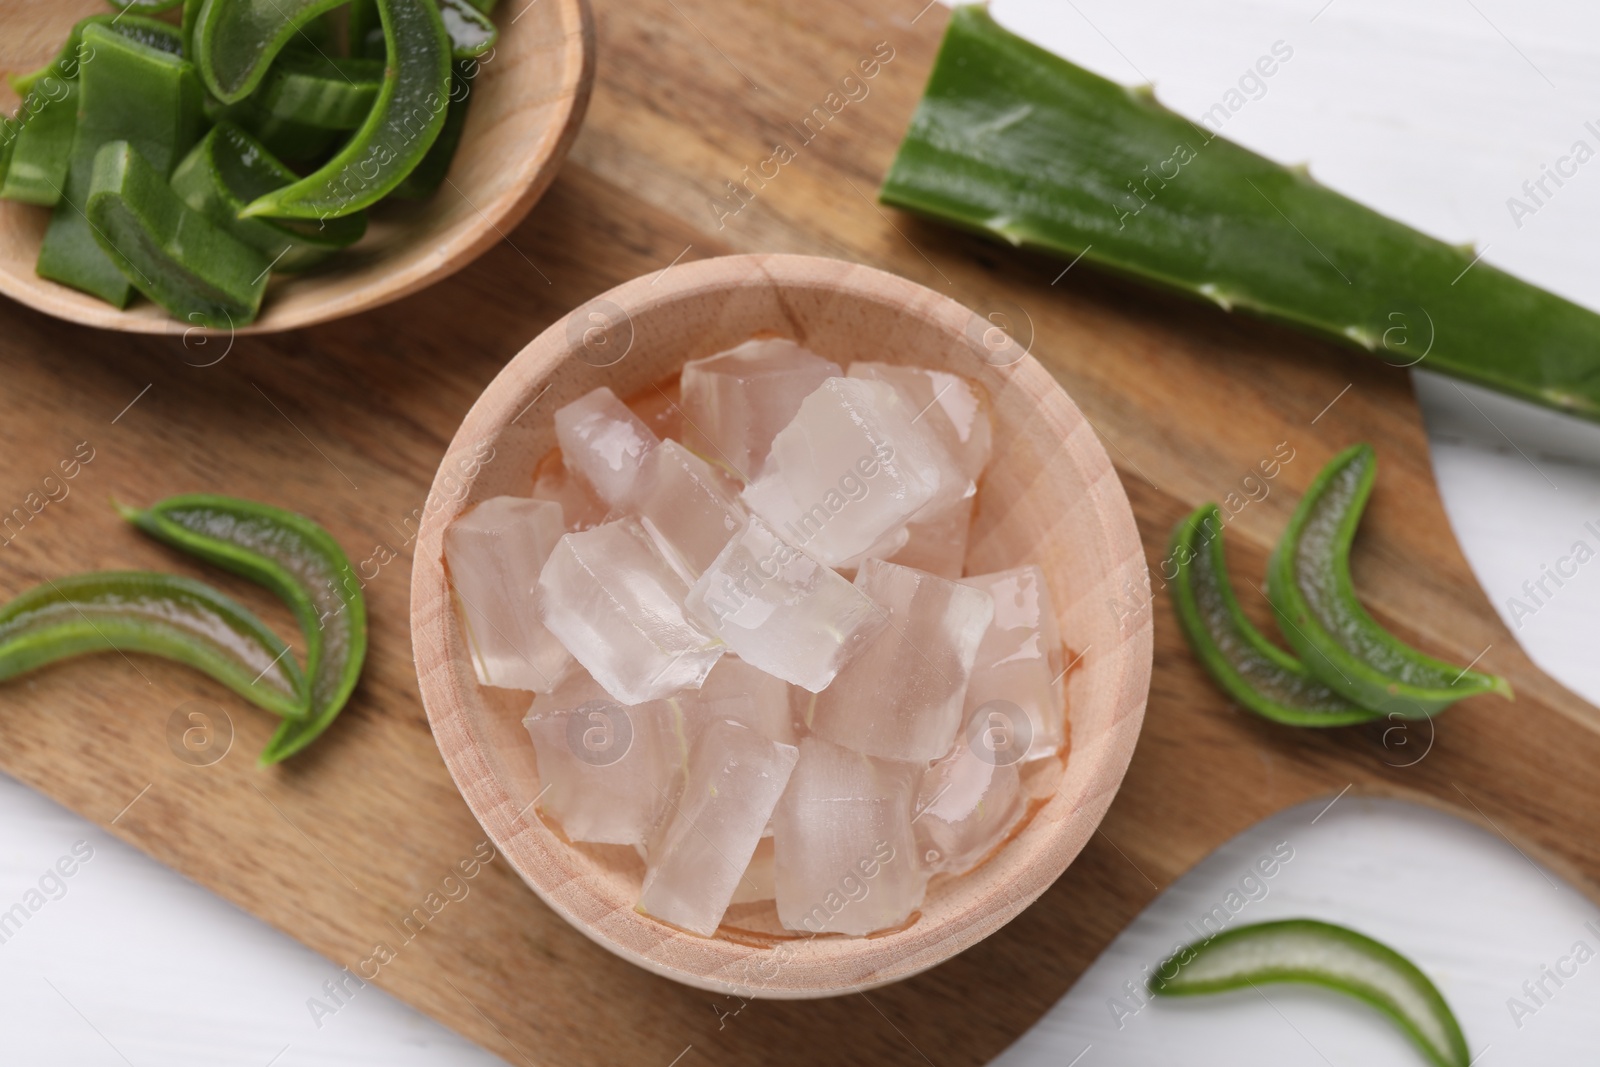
[522,694,688,846]
[537,517,722,704]
[741,377,964,567]
[553,386,659,509]
[772,737,926,936]
[847,362,992,483]
[531,448,610,532]
[684,514,883,692]
[914,704,1024,876]
[444,496,573,692]
[682,654,799,745]
[678,338,842,479]
[635,440,747,583]
[960,564,1067,760]
[638,719,798,935]
[811,559,994,762]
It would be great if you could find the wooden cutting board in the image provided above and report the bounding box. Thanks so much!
[1,1,1596,1063]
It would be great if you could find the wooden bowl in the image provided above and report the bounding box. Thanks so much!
[0,0,593,334]
[411,254,1153,997]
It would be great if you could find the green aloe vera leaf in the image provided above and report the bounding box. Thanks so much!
[388,58,475,199]
[1169,504,1377,727]
[107,0,187,10]
[1266,444,1512,717]
[86,140,269,327]
[10,14,184,97]
[1151,919,1470,1067]
[348,0,385,59]
[0,571,307,720]
[170,123,366,273]
[120,494,367,765]
[36,23,203,308]
[0,119,18,185]
[255,51,385,129]
[244,112,339,162]
[0,80,79,206]
[880,6,1600,423]
[237,0,453,219]
[354,0,495,59]
[181,0,203,56]
[192,0,349,103]
[205,95,341,162]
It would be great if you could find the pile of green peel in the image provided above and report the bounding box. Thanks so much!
[1171,444,1513,727]
[1,0,498,327]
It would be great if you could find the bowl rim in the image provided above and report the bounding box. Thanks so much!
[410,252,1154,997]
[0,0,595,336]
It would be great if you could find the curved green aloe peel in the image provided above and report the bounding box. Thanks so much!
[0,493,365,764]
[120,493,367,765]
[1169,504,1376,727]
[193,0,350,103]
[0,571,307,719]
[231,0,454,219]
[169,122,367,273]
[1152,919,1470,1067]
[1266,445,1512,717]
[1170,445,1511,725]
[881,6,1600,421]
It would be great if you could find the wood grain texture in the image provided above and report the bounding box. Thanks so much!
[0,0,1597,1064]
[0,0,594,334]
[410,252,1152,996]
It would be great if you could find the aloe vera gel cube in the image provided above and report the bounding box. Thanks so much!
[772,737,926,935]
[444,496,573,693]
[811,559,994,762]
[678,338,842,479]
[847,362,991,483]
[684,515,883,692]
[536,517,722,704]
[634,439,747,582]
[741,377,965,567]
[638,719,798,935]
[554,387,659,509]
[960,565,1066,760]
[523,695,686,846]
[914,704,1025,875]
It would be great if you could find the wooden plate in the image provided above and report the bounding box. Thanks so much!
[410,253,1154,997]
[0,0,593,334]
